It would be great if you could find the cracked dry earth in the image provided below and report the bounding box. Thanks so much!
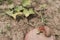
[0,0,60,40]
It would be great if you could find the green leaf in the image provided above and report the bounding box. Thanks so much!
[5,10,23,19]
[23,8,35,17]
[22,0,31,7]
[14,6,24,12]
[12,12,23,19]
[5,10,13,16]
[29,8,34,14]
[23,8,29,17]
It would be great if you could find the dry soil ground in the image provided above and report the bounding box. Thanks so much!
[0,0,60,40]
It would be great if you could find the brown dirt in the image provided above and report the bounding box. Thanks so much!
[0,0,60,40]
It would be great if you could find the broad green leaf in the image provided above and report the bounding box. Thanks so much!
[5,10,23,19]
[29,8,34,14]
[22,0,31,7]
[14,6,24,12]
[23,8,29,17]
[12,12,23,19]
[23,8,35,17]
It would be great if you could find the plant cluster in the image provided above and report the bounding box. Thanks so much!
[5,0,47,21]
[5,0,35,19]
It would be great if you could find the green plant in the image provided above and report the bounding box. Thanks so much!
[39,4,48,25]
[5,9,23,19]
[22,0,31,7]
[5,0,35,19]
[23,8,34,17]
